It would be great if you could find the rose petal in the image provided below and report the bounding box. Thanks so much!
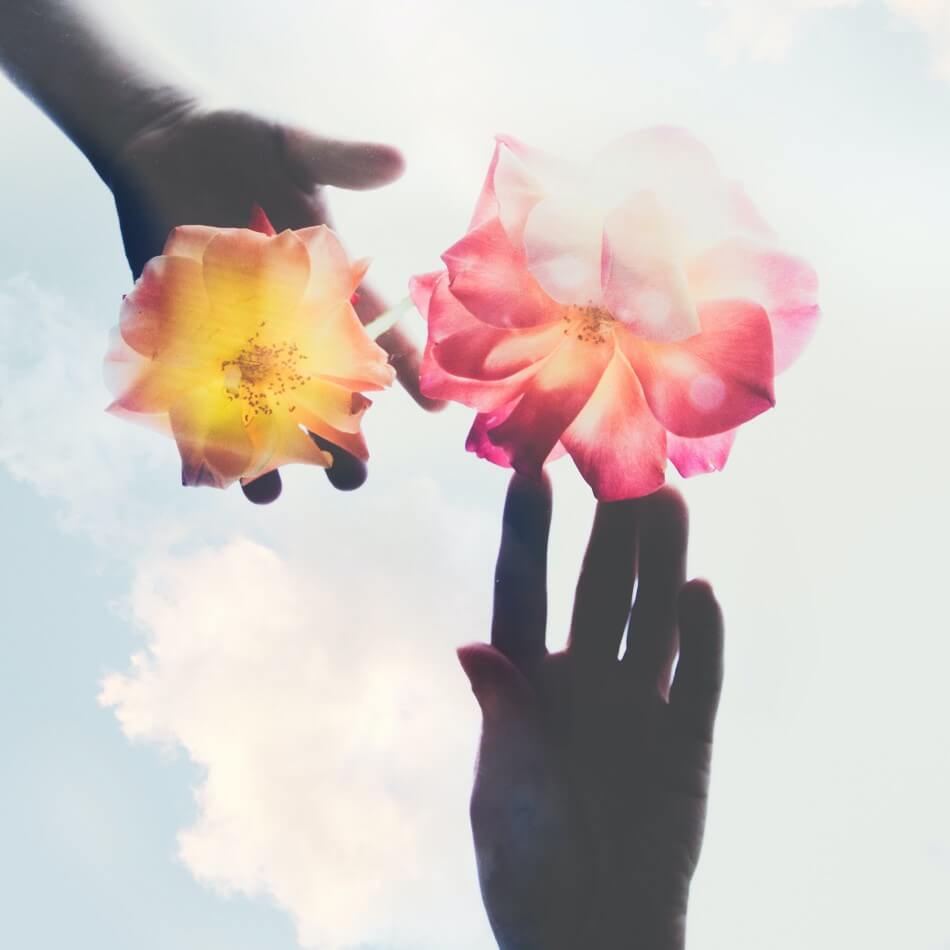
[488,138,550,243]
[409,271,442,321]
[163,225,219,262]
[120,255,212,361]
[419,338,542,412]
[296,225,361,309]
[601,191,701,342]
[619,299,775,438]
[465,397,520,468]
[486,333,614,475]
[423,272,562,381]
[302,301,395,391]
[593,126,731,253]
[688,239,820,373]
[432,319,566,382]
[105,325,195,413]
[169,382,253,488]
[242,412,331,481]
[293,378,370,434]
[201,228,311,343]
[667,429,737,478]
[300,416,369,462]
[442,217,562,329]
[561,349,667,501]
[522,195,604,305]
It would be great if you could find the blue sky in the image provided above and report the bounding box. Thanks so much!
[2,1,949,948]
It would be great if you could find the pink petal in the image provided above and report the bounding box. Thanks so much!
[408,271,442,321]
[561,349,667,501]
[522,195,604,305]
[727,185,774,239]
[442,217,562,329]
[485,333,614,476]
[419,336,545,412]
[667,429,737,478]
[248,205,277,236]
[593,127,731,253]
[465,398,520,468]
[162,225,219,262]
[295,225,361,309]
[431,319,565,381]
[422,271,562,381]
[601,191,701,342]
[689,239,820,373]
[120,254,210,359]
[619,299,775,438]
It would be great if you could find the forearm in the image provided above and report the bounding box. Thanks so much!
[0,0,194,177]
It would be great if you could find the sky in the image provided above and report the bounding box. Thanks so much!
[1,1,949,948]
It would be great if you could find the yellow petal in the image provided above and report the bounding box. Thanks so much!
[201,228,311,345]
[168,381,253,488]
[298,301,396,391]
[242,412,333,481]
[293,378,371,434]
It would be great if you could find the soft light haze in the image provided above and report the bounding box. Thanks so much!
[2,1,948,948]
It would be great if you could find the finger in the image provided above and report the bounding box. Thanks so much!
[491,472,552,674]
[280,127,405,191]
[353,286,445,412]
[457,643,537,724]
[567,498,639,676]
[624,487,689,698]
[309,432,368,491]
[242,470,283,504]
[669,580,724,742]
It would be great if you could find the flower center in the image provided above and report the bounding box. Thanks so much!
[563,305,614,344]
[222,324,309,421]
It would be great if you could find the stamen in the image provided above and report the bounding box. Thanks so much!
[562,304,614,344]
[221,331,310,417]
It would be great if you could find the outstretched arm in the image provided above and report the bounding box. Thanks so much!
[460,475,724,949]
[0,0,194,178]
[0,0,438,502]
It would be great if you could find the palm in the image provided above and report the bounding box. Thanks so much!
[460,477,723,950]
[105,106,435,501]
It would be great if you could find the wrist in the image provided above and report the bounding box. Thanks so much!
[85,84,199,185]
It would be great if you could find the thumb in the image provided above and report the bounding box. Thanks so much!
[281,127,405,190]
[457,643,538,724]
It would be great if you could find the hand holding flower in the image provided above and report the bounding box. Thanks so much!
[459,475,724,950]
[106,209,395,493]
[108,106,441,501]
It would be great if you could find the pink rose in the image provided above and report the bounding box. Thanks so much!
[411,128,819,500]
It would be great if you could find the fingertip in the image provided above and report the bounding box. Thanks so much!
[309,432,368,491]
[324,455,368,491]
[643,483,689,527]
[241,470,283,504]
[678,579,720,621]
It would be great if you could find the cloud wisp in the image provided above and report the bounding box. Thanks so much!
[100,479,500,950]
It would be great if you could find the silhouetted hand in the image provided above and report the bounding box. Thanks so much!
[459,474,724,950]
[106,104,439,503]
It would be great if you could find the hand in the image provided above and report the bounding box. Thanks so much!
[458,475,724,950]
[105,103,439,502]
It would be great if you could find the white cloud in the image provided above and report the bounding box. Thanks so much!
[0,274,182,546]
[706,0,950,79]
[100,478,500,950]
[888,0,950,77]
[704,0,861,61]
